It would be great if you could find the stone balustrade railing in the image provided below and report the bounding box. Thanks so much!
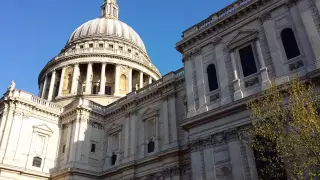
[15,90,63,112]
[104,68,185,111]
[183,0,254,38]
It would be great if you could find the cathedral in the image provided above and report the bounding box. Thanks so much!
[1,0,320,179]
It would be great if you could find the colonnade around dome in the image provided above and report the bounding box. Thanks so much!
[39,62,155,102]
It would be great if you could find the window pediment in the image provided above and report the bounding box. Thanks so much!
[33,124,53,136]
[140,108,158,120]
[227,29,259,50]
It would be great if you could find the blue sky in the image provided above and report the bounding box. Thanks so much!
[0,0,234,95]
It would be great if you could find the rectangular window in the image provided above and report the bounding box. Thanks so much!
[128,49,132,53]
[119,46,123,51]
[92,85,99,94]
[99,43,104,48]
[239,45,257,77]
[80,45,84,49]
[91,143,96,153]
[89,43,93,48]
[109,44,114,49]
[62,144,66,153]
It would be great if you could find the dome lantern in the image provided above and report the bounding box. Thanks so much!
[101,0,119,19]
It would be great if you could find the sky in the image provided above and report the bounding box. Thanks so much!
[0,0,234,95]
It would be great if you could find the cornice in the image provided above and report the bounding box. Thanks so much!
[176,0,282,53]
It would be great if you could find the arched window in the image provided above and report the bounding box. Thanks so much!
[32,157,42,167]
[207,64,219,92]
[281,28,300,60]
[120,74,127,91]
[111,153,117,166]
[148,140,155,153]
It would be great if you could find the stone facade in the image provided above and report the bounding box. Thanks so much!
[1,0,320,179]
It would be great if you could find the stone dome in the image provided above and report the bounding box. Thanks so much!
[68,18,146,52]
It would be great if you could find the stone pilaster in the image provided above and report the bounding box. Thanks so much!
[296,0,320,70]
[0,103,15,163]
[149,76,152,84]
[48,70,56,101]
[99,63,107,95]
[289,2,316,71]
[261,13,286,79]
[85,63,93,94]
[229,140,244,180]
[255,40,271,90]
[215,42,231,105]
[162,97,169,149]
[230,51,243,100]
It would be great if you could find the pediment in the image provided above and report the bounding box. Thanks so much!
[33,124,53,136]
[140,108,158,119]
[227,29,259,49]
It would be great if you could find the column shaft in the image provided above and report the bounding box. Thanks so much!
[48,71,56,101]
[139,71,143,89]
[41,75,48,99]
[71,64,80,95]
[99,63,107,95]
[38,82,44,97]
[128,68,132,93]
[148,76,152,84]
[58,67,66,97]
[85,63,93,94]
[114,64,120,96]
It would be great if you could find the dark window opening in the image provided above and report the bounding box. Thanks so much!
[105,86,112,95]
[128,49,132,53]
[91,143,96,153]
[109,44,114,49]
[281,28,300,60]
[148,140,155,153]
[80,45,84,49]
[92,85,99,95]
[62,144,66,154]
[111,153,117,165]
[89,44,93,48]
[239,45,258,77]
[119,46,123,51]
[99,43,104,48]
[253,136,287,180]
[207,64,219,92]
[32,157,42,167]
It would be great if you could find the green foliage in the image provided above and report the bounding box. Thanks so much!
[247,78,320,179]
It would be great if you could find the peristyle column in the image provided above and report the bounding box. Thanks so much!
[48,70,56,101]
[139,71,143,89]
[149,76,152,84]
[71,64,80,95]
[85,63,93,94]
[128,68,132,93]
[114,64,120,96]
[41,75,48,99]
[58,67,66,97]
[99,63,107,95]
